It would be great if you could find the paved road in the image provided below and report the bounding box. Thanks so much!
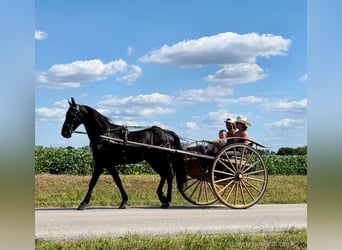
[35,204,306,240]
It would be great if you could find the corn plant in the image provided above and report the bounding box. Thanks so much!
[35,146,307,175]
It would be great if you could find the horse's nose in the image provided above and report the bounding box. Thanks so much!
[61,126,71,138]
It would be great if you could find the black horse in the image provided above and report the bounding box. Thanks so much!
[61,97,185,209]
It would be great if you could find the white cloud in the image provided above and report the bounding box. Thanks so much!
[264,118,306,129]
[202,110,237,127]
[98,93,174,118]
[216,95,264,105]
[183,121,198,130]
[138,32,290,85]
[99,93,172,106]
[177,87,262,105]
[298,73,308,82]
[205,63,266,85]
[35,107,63,119]
[36,94,174,124]
[262,99,307,113]
[35,100,68,121]
[139,32,291,66]
[127,46,134,56]
[138,107,173,116]
[177,86,234,102]
[35,30,48,40]
[36,59,142,89]
[116,65,142,83]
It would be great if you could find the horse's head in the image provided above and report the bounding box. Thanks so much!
[61,97,85,138]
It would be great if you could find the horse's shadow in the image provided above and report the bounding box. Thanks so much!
[35,205,228,211]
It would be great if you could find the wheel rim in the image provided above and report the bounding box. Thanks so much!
[210,143,268,209]
[179,175,218,205]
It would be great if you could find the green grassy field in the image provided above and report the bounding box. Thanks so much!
[35,174,307,249]
[36,229,307,250]
[35,174,306,208]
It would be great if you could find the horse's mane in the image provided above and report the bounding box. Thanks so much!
[82,105,182,151]
[83,105,117,129]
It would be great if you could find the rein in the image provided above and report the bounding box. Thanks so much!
[74,125,149,135]
[74,126,124,135]
[74,131,87,134]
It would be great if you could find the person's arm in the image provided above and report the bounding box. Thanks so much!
[241,131,249,144]
[233,131,249,144]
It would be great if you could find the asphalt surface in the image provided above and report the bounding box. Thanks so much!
[35,204,307,240]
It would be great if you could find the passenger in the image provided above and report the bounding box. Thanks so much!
[224,117,237,144]
[201,129,228,173]
[213,129,227,153]
[234,116,251,144]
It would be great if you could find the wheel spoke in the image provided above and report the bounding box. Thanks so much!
[217,159,236,174]
[188,180,202,200]
[238,149,247,171]
[213,169,235,177]
[224,182,236,202]
[223,151,238,172]
[241,180,255,201]
[242,178,263,194]
[239,182,246,206]
[183,177,199,192]
[213,175,234,184]
[215,179,234,196]
[203,182,214,201]
[244,170,264,181]
[180,175,218,206]
[242,159,260,173]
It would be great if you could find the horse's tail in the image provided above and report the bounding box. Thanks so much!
[168,130,186,189]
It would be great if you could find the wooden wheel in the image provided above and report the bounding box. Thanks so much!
[177,157,218,206]
[178,175,218,205]
[210,143,268,209]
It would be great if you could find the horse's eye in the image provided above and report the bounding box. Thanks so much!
[69,108,79,116]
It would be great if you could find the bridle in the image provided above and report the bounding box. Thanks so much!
[69,105,127,138]
[66,104,82,135]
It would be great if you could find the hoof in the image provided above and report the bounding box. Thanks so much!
[119,203,128,209]
[161,203,170,209]
[77,204,86,210]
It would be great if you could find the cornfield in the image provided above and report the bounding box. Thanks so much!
[35,146,306,175]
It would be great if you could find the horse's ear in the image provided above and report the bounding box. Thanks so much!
[68,97,76,106]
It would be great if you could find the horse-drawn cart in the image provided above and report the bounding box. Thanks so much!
[100,134,268,209]
[180,139,268,209]
[62,98,268,210]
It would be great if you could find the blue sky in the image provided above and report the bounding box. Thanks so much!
[35,0,307,152]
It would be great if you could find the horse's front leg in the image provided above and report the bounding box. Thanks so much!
[156,176,169,208]
[78,166,102,210]
[107,167,129,209]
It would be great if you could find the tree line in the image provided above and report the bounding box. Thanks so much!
[259,146,307,156]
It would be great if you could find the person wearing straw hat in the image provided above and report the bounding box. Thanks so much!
[234,116,251,144]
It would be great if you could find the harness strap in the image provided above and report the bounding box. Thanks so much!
[120,125,128,146]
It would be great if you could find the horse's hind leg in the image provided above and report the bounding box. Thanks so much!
[78,166,102,210]
[107,167,129,209]
[166,173,173,205]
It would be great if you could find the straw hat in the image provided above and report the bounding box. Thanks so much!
[224,117,236,124]
[235,116,251,126]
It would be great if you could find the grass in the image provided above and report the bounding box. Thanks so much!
[35,174,307,249]
[35,174,306,208]
[35,229,307,249]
